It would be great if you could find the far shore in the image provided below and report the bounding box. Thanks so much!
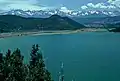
[0,28,108,39]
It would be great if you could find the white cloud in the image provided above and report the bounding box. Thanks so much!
[3,4,40,11]
[60,7,72,13]
[0,0,53,11]
[80,0,120,12]
[81,2,116,10]
[95,3,107,8]
[108,0,120,7]
[87,3,114,9]
[0,0,119,12]
[87,3,95,8]
[81,6,88,9]
[108,0,114,3]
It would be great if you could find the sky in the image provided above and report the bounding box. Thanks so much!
[0,0,119,11]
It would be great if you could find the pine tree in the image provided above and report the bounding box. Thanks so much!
[3,49,12,81]
[2,49,25,81]
[6,49,11,60]
[0,44,53,81]
[0,53,4,81]
[30,44,40,66]
[29,44,53,81]
[11,48,25,81]
[0,53,3,63]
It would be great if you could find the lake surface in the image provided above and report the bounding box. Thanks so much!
[0,32,120,81]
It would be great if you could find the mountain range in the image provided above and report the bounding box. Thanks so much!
[0,15,85,33]
[1,9,120,18]
[73,15,120,24]
[0,8,120,32]
[1,9,120,26]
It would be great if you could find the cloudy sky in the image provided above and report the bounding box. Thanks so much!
[0,0,119,11]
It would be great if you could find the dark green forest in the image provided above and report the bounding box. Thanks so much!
[109,27,120,32]
[0,15,85,33]
[0,44,53,81]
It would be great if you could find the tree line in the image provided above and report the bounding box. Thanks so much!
[0,44,53,81]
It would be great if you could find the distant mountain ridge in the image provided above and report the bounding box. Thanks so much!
[73,16,120,24]
[1,9,120,18]
[0,15,85,33]
[1,9,120,29]
[72,16,120,28]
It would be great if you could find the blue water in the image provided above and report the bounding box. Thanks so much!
[0,32,120,81]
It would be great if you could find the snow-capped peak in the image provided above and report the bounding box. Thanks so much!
[1,7,120,18]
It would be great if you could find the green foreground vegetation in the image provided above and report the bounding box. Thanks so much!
[0,44,53,81]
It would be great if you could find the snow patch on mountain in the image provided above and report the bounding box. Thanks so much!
[0,4,120,18]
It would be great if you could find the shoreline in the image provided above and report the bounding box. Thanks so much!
[0,30,79,38]
[0,28,108,38]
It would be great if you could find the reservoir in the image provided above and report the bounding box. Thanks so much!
[0,32,120,81]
